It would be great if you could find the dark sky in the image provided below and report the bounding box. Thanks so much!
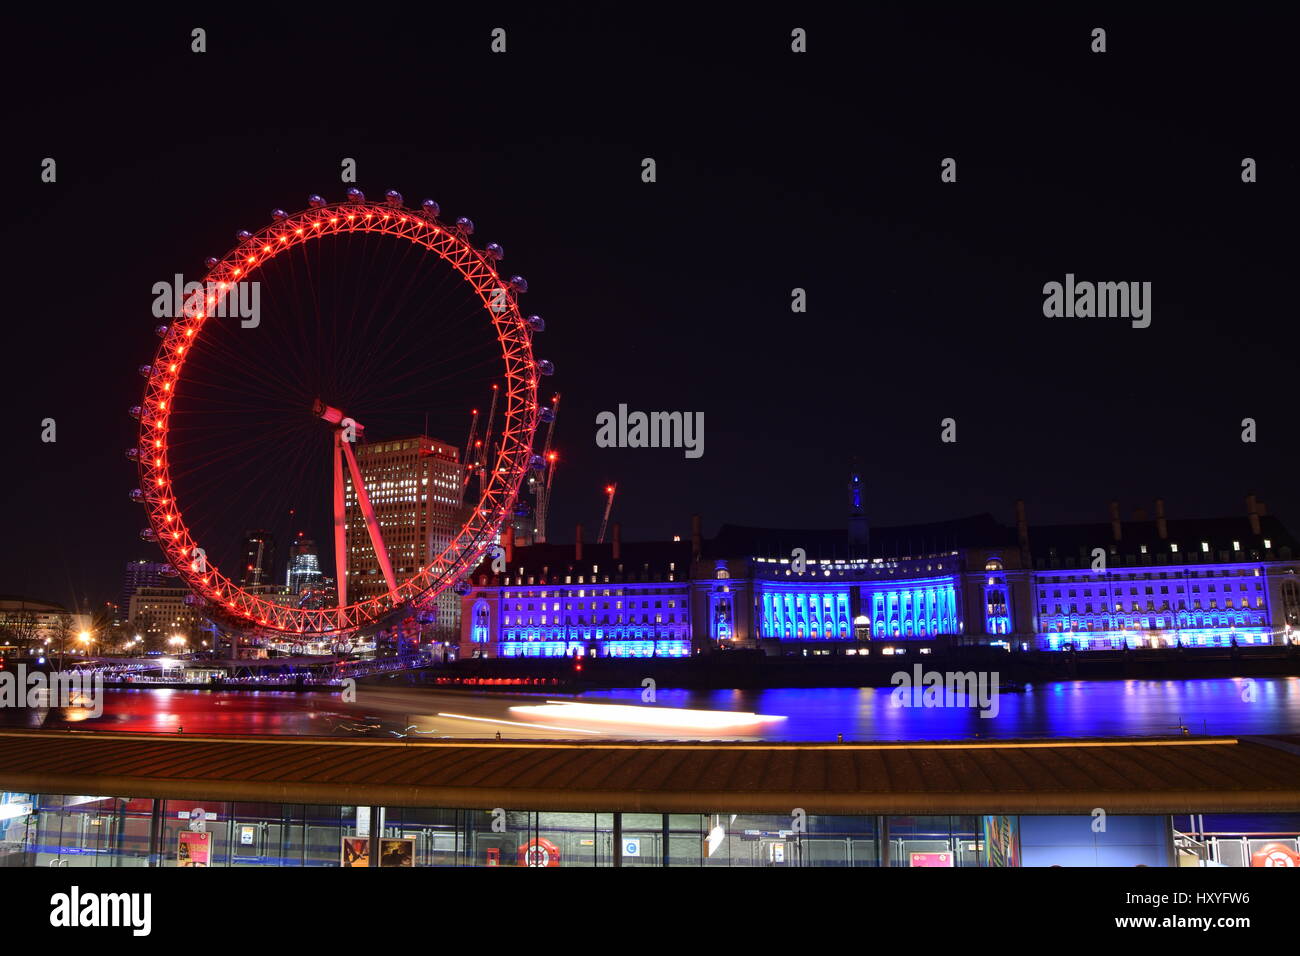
[3,7,1297,611]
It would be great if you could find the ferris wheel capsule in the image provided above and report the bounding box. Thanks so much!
[308,194,327,208]
[529,455,546,471]
[526,314,545,332]
[271,209,288,220]
[204,257,219,269]
[236,229,253,242]
[128,405,142,421]
[134,187,544,643]
[539,407,555,424]
[509,275,528,293]
[537,359,555,376]
[139,528,156,541]
[154,323,169,337]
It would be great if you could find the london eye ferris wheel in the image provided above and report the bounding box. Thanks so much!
[128,188,553,640]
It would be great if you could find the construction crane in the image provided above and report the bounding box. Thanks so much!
[533,393,561,543]
[476,383,500,491]
[461,406,480,487]
[597,483,617,544]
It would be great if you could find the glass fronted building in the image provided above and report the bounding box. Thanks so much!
[4,732,1295,869]
[5,793,1295,868]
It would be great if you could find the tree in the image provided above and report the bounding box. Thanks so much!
[52,611,74,668]
[0,606,38,650]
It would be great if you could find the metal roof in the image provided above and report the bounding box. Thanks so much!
[2,730,1299,814]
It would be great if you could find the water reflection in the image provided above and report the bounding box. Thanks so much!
[15,677,1300,741]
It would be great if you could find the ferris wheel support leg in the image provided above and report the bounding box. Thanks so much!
[333,432,348,609]
[341,438,400,596]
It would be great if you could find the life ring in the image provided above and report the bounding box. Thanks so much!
[1250,843,1300,867]
[519,837,561,867]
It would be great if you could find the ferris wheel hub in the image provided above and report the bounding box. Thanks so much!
[312,399,364,435]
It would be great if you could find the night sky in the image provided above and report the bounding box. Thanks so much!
[3,7,1297,611]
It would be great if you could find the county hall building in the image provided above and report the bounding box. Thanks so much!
[459,485,1300,658]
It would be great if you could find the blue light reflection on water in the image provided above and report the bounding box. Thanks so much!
[580,677,1300,741]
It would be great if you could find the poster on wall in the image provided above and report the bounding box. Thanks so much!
[982,815,1020,868]
[177,830,210,867]
[378,838,414,868]
[909,851,954,867]
[340,837,370,867]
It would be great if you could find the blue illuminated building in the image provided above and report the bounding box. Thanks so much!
[460,490,1300,657]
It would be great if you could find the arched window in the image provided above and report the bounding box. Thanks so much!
[471,600,490,644]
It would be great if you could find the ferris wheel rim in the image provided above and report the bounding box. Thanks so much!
[135,195,542,637]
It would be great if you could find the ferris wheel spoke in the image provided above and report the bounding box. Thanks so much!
[338,431,398,596]
[134,193,543,639]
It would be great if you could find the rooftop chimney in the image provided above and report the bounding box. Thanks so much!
[1247,495,1260,536]
[691,514,702,561]
[1258,499,1268,517]
[575,523,584,562]
[504,531,514,565]
[612,522,622,561]
[1109,500,1122,542]
[1155,498,1167,539]
[1014,499,1030,556]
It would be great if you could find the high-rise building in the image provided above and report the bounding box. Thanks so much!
[118,560,173,625]
[239,530,275,590]
[344,436,467,636]
[285,535,322,595]
[127,586,206,649]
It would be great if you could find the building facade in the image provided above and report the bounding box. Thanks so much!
[117,560,173,626]
[345,436,468,638]
[459,496,1300,658]
[0,598,92,654]
[285,535,322,595]
[238,530,275,588]
[127,586,208,648]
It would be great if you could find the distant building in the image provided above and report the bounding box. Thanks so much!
[285,535,322,595]
[118,560,173,625]
[239,530,275,589]
[345,436,468,638]
[127,586,206,647]
[0,597,91,654]
[460,493,1300,658]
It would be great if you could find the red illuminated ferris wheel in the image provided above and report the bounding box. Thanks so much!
[129,189,551,638]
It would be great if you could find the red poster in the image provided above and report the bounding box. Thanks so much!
[178,831,210,867]
[909,851,954,867]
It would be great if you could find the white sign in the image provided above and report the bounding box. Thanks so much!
[240,825,256,846]
[622,839,641,858]
[187,808,206,833]
[356,807,371,838]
